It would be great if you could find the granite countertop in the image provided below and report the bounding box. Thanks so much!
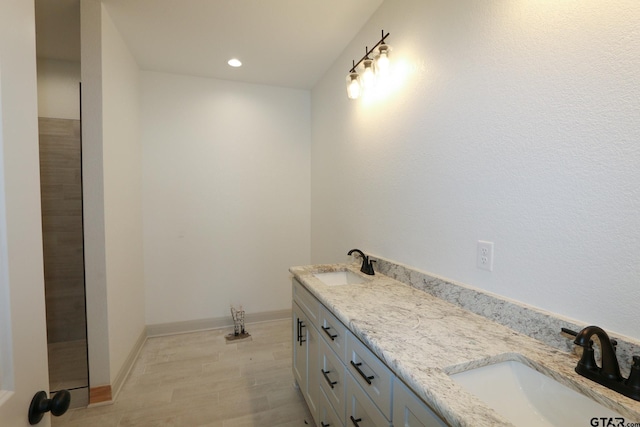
[289,263,640,427]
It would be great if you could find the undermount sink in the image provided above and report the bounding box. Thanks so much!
[313,270,369,286]
[449,359,623,426]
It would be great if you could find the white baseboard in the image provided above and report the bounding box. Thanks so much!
[146,309,291,337]
[110,326,147,401]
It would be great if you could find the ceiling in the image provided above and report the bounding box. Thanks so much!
[35,0,384,89]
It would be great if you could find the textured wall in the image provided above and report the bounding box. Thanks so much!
[141,71,311,325]
[311,0,640,340]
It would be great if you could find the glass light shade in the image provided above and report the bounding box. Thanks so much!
[346,72,361,99]
[361,59,376,90]
[375,44,391,78]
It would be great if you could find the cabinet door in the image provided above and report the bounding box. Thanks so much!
[307,316,320,422]
[392,380,448,427]
[293,302,307,389]
[293,301,319,423]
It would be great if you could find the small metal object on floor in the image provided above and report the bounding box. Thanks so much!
[225,331,252,343]
[225,305,251,343]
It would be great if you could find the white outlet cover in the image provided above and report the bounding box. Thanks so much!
[477,241,494,271]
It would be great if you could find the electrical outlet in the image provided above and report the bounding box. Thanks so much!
[477,241,494,271]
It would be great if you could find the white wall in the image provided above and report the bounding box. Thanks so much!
[81,0,110,389]
[81,0,146,389]
[311,0,640,340]
[101,5,145,383]
[36,58,80,120]
[142,71,311,325]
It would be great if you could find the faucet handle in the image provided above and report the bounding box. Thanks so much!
[577,340,598,371]
[563,327,617,349]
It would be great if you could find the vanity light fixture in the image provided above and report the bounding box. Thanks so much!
[346,67,362,99]
[361,58,376,90]
[375,43,391,78]
[345,30,390,100]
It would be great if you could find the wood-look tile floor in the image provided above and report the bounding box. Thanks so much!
[53,319,316,427]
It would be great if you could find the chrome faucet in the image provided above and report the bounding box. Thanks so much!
[573,325,640,401]
[347,249,375,275]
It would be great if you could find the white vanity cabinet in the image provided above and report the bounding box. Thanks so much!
[292,278,448,427]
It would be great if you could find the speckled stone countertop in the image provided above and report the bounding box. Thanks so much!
[289,263,640,427]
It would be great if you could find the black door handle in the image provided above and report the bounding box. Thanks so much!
[350,415,362,426]
[29,390,70,424]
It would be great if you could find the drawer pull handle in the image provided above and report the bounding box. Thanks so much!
[321,369,337,389]
[350,416,362,427]
[321,423,331,427]
[350,361,374,385]
[322,326,338,341]
[297,319,306,346]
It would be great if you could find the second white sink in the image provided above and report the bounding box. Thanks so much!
[450,359,624,426]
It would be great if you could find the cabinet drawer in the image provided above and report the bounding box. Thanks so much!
[319,337,346,420]
[319,387,345,427]
[393,379,448,427]
[346,334,393,419]
[293,278,320,327]
[346,372,391,427]
[319,305,349,362]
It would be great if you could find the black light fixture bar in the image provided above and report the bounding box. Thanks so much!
[349,30,390,73]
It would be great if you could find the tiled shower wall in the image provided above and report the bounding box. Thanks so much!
[39,117,86,343]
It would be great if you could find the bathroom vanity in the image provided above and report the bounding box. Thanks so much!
[290,263,640,427]
[294,278,447,427]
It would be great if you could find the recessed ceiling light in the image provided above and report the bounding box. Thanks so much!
[228,58,242,67]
